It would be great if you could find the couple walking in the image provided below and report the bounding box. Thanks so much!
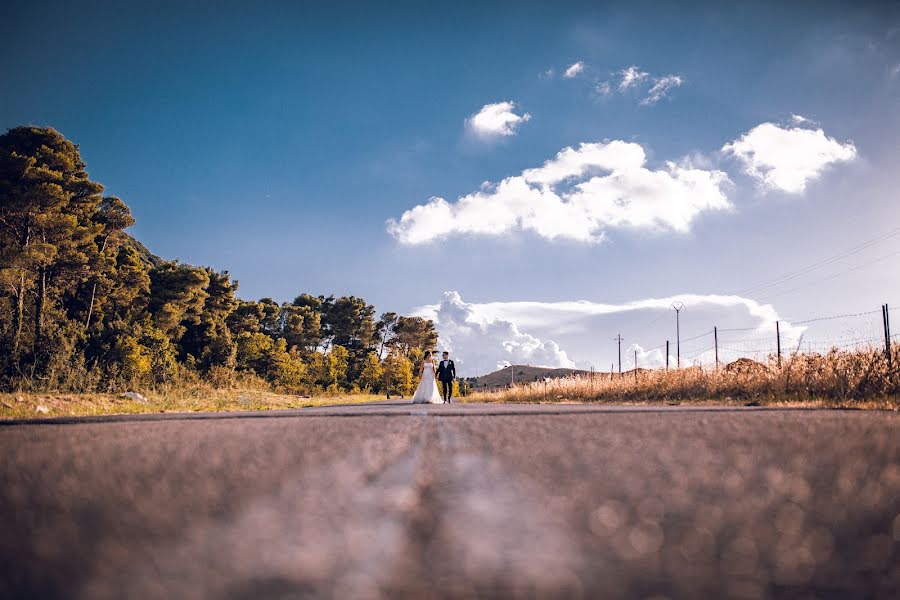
[411,350,456,404]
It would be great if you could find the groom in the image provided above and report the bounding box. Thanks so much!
[436,351,456,403]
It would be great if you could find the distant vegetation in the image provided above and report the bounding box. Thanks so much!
[469,350,900,409]
[0,126,437,396]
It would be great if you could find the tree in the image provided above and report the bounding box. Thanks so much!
[390,316,438,357]
[321,295,377,352]
[268,338,305,389]
[375,312,398,359]
[182,269,238,369]
[236,332,274,375]
[281,303,322,353]
[321,344,350,392]
[226,300,266,336]
[0,126,103,366]
[383,351,414,397]
[357,352,383,392]
[147,262,209,346]
[84,196,135,329]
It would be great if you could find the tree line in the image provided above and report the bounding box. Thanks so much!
[0,126,438,395]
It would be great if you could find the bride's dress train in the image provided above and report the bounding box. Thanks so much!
[412,359,443,404]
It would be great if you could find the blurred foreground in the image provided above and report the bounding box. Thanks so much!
[1,403,898,598]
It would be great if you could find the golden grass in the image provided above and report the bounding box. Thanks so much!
[0,388,387,420]
[464,348,900,410]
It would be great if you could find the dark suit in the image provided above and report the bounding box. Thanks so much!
[436,359,456,403]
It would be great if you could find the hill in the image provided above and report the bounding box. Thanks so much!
[469,365,592,391]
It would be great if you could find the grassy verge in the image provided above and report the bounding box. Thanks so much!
[462,348,900,411]
[0,389,388,420]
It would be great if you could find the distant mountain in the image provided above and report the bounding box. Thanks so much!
[469,365,592,391]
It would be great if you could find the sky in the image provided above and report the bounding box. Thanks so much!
[3,0,900,375]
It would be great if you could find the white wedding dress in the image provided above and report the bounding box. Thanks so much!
[411,359,443,404]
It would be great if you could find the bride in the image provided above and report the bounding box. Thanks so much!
[411,351,443,404]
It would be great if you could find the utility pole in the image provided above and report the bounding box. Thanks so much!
[634,349,638,383]
[714,326,719,369]
[671,302,685,369]
[616,335,623,374]
[776,320,782,367]
[884,304,893,369]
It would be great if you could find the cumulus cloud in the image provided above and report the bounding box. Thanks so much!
[563,61,585,78]
[627,343,670,369]
[387,140,731,245]
[641,75,683,105]
[417,291,576,373]
[413,292,804,375]
[465,101,532,139]
[458,293,804,339]
[722,120,857,193]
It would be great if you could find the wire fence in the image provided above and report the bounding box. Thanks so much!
[615,304,897,371]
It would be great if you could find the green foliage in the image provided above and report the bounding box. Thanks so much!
[357,352,384,392]
[383,352,414,397]
[391,316,438,357]
[0,126,441,395]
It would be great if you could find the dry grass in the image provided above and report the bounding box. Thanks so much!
[0,387,387,420]
[465,347,900,410]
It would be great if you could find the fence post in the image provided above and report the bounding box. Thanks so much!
[776,320,782,367]
[714,326,719,369]
[884,304,893,369]
[616,335,623,374]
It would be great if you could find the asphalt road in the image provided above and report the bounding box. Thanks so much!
[1,402,898,599]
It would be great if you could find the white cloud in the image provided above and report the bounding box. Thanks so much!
[627,343,670,369]
[641,75,683,105]
[563,61,585,78]
[619,66,649,90]
[722,120,857,193]
[596,66,684,105]
[413,292,805,375]
[465,101,532,139]
[419,291,576,373]
[459,293,804,339]
[387,140,731,245]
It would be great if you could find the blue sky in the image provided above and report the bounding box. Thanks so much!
[3,1,900,374]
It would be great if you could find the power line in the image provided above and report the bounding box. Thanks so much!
[766,248,900,300]
[735,226,900,297]
[792,309,881,325]
[679,329,713,343]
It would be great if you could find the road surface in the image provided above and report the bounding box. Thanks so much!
[1,402,898,599]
